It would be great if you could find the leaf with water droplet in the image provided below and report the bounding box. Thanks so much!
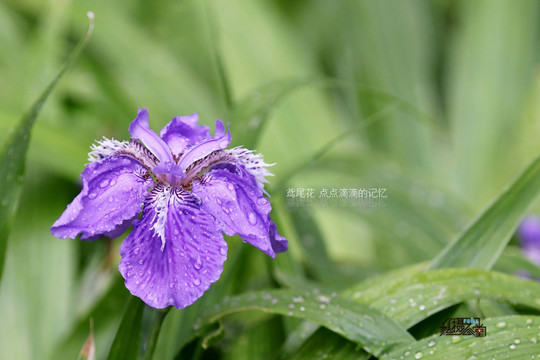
[194,288,413,357]
[383,315,540,360]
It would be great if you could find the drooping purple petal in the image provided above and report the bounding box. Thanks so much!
[193,166,287,258]
[177,120,231,173]
[119,184,227,309]
[159,114,211,157]
[129,108,174,165]
[50,156,153,240]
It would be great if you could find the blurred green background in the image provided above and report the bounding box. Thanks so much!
[2,0,540,359]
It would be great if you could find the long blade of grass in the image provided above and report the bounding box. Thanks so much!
[429,153,540,269]
[106,297,144,360]
[0,12,94,283]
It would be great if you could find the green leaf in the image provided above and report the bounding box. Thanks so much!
[287,327,368,360]
[0,12,94,283]
[429,153,540,270]
[349,268,540,329]
[193,289,414,357]
[106,297,145,360]
[382,315,540,360]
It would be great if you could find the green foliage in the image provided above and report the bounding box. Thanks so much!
[2,0,540,359]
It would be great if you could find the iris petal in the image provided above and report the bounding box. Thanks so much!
[159,113,211,157]
[119,185,227,309]
[193,166,287,258]
[177,120,231,173]
[129,108,174,165]
[50,156,152,240]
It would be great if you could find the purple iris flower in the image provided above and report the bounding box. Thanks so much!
[518,215,540,266]
[50,108,287,309]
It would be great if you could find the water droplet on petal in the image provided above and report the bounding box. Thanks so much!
[219,139,229,148]
[227,183,234,191]
[99,179,110,188]
[248,213,257,225]
[257,198,267,205]
[194,255,203,270]
[220,247,227,256]
[139,259,144,265]
[88,192,97,199]
[134,248,140,255]
[193,278,201,286]
[108,196,113,202]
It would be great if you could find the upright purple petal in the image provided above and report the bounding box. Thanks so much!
[159,114,211,156]
[50,156,152,240]
[129,108,174,165]
[177,122,231,173]
[119,185,227,309]
[193,166,287,258]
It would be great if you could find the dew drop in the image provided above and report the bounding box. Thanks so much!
[108,196,113,202]
[139,259,144,265]
[257,198,267,205]
[316,295,331,304]
[227,183,234,191]
[496,321,507,328]
[220,247,227,256]
[174,229,179,235]
[514,339,521,344]
[509,344,516,350]
[427,340,436,347]
[219,140,229,148]
[194,255,203,270]
[414,352,423,359]
[134,248,140,255]
[292,296,304,303]
[193,278,201,286]
[88,192,97,199]
[299,306,305,312]
[248,212,257,225]
[451,336,462,343]
[419,305,426,311]
[99,179,110,188]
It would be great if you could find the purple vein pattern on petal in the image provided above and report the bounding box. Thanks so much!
[50,156,152,240]
[193,166,288,258]
[159,114,211,157]
[129,108,174,164]
[177,120,231,173]
[119,185,227,309]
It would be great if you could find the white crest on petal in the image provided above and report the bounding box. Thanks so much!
[147,183,172,251]
[88,137,158,170]
[88,137,127,162]
[226,147,274,193]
